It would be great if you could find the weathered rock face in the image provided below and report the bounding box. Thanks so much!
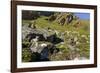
[22,25,63,44]
[48,12,78,25]
[22,25,53,40]
[22,25,64,61]
[56,13,73,25]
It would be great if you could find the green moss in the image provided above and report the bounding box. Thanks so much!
[22,48,32,62]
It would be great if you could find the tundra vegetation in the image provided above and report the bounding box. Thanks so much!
[22,10,90,62]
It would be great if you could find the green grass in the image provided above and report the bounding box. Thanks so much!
[22,17,89,34]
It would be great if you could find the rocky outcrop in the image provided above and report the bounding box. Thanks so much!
[22,25,64,61]
[48,12,78,25]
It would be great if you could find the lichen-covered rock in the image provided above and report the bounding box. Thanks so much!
[48,12,78,25]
